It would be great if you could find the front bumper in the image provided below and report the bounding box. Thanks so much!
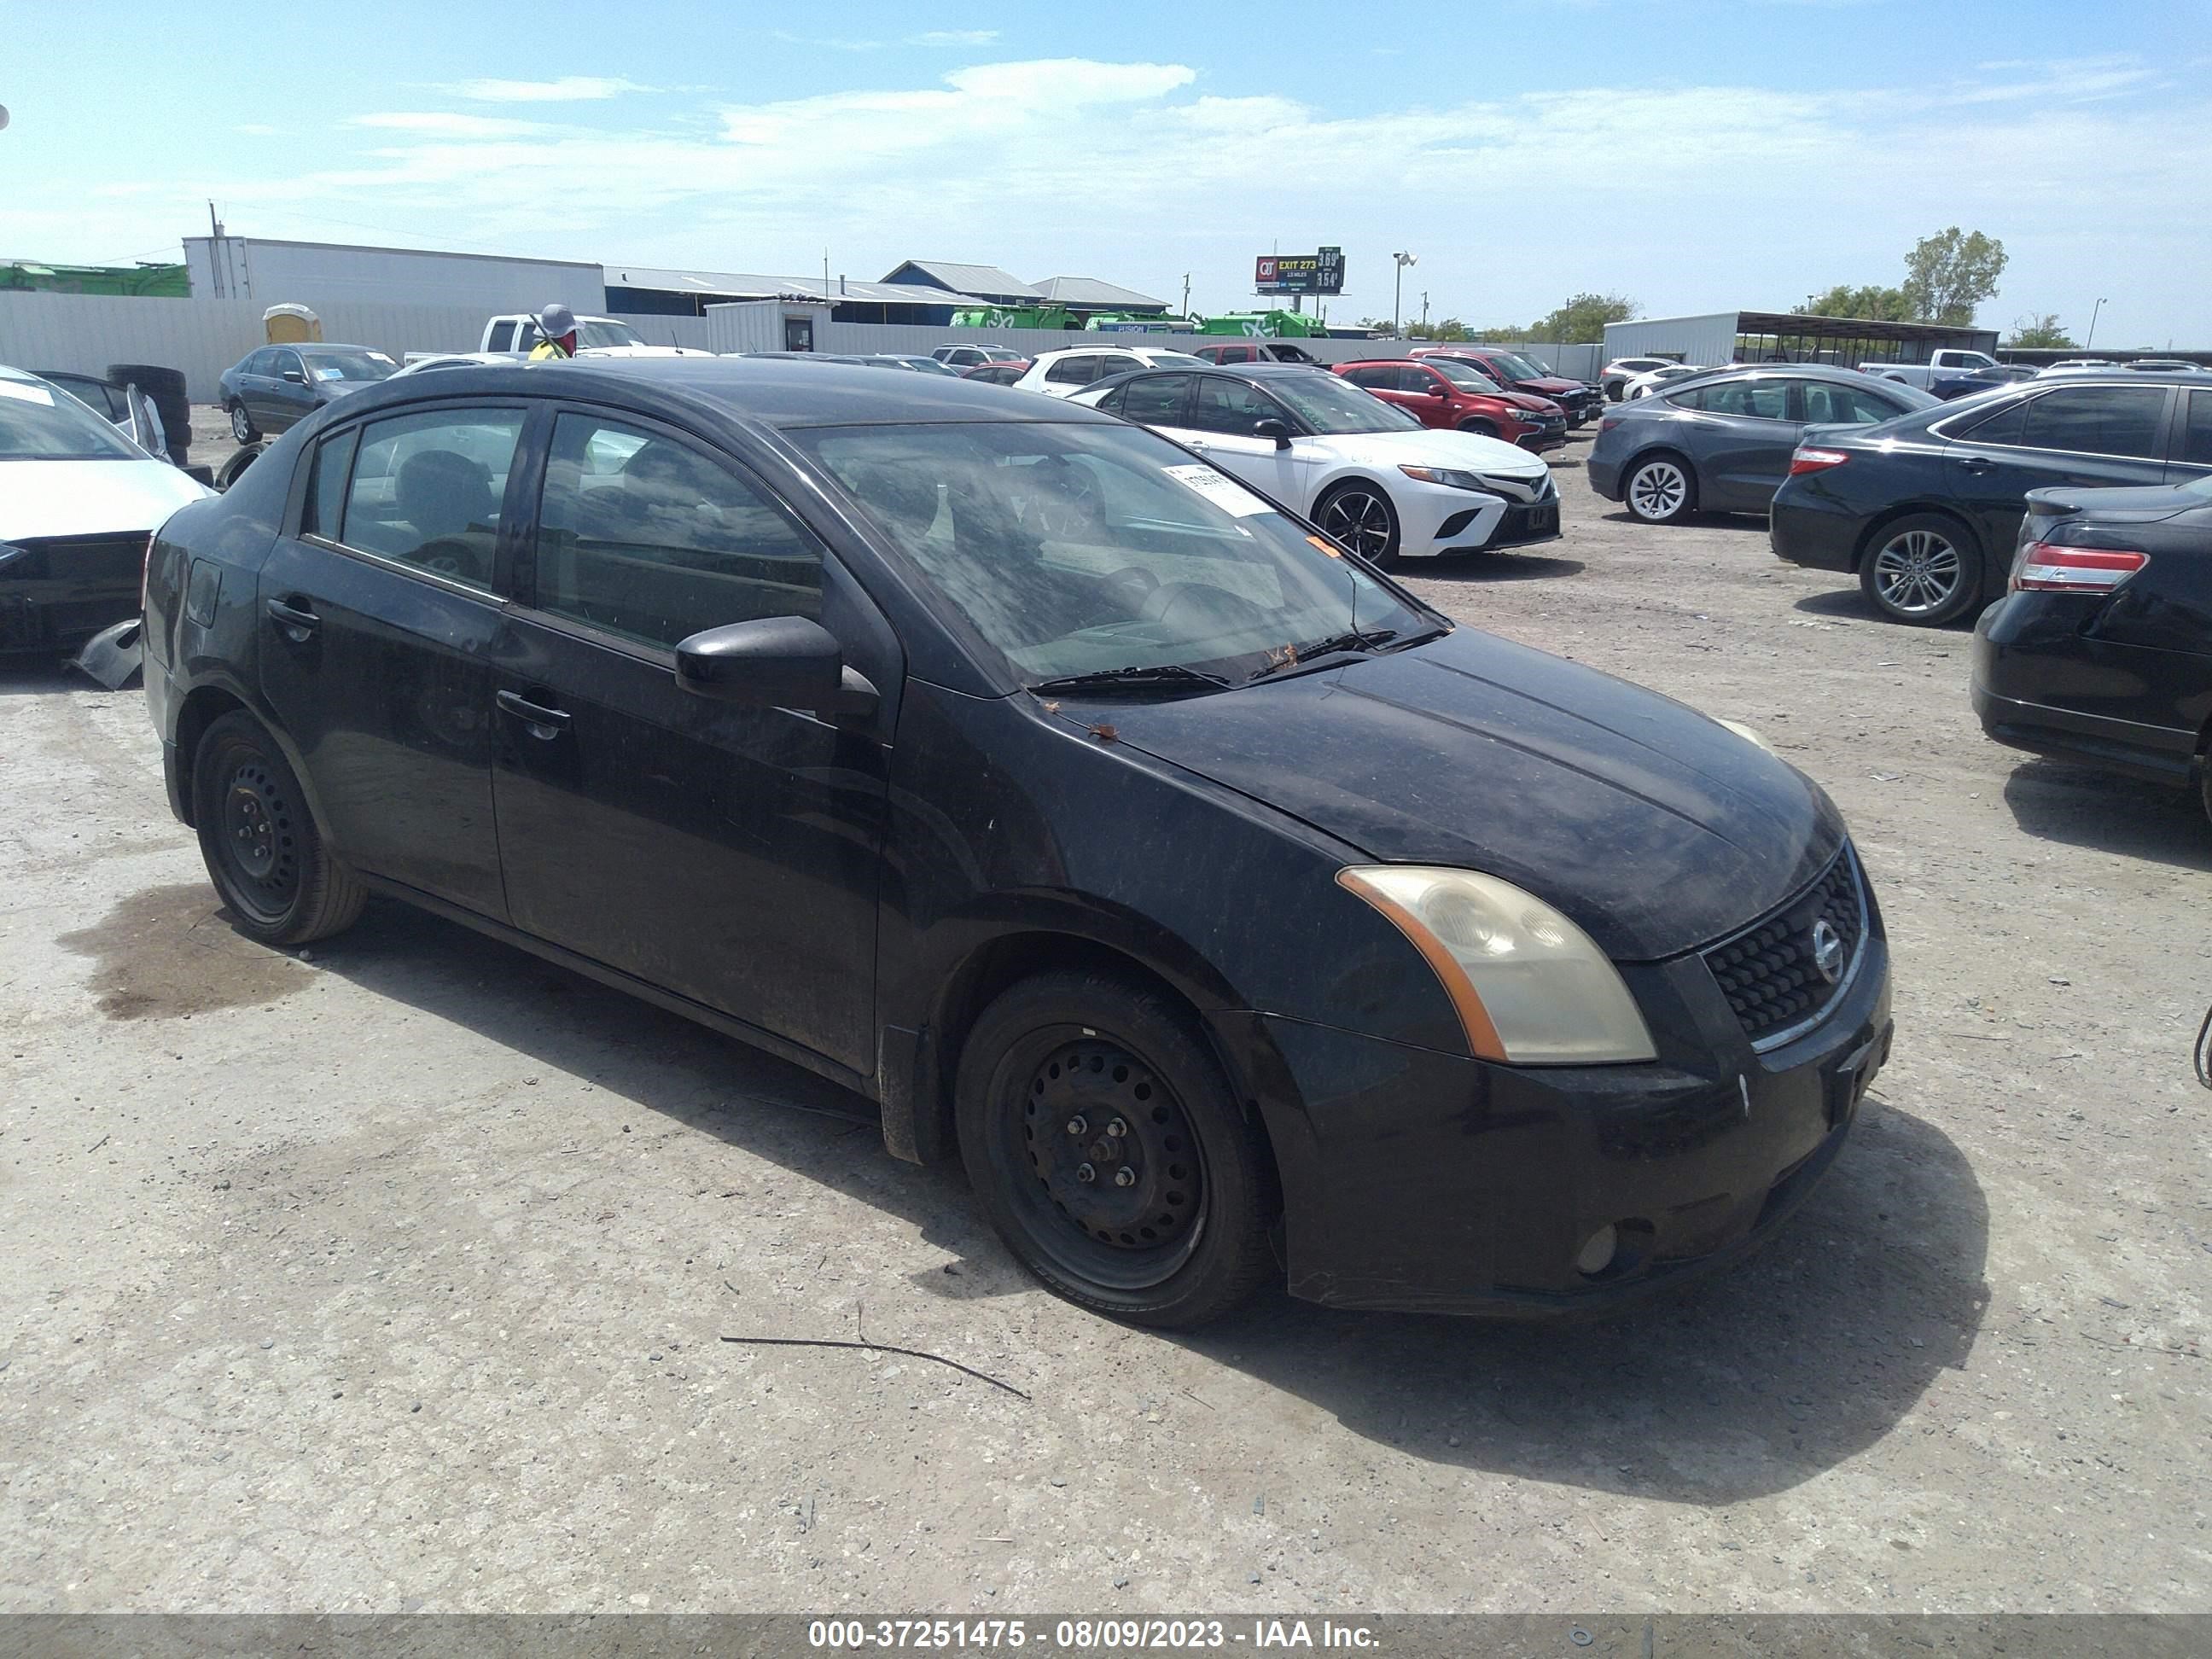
[0,533,146,654]
[1212,923,1892,1316]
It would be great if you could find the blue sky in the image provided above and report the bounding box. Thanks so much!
[7,0,2210,341]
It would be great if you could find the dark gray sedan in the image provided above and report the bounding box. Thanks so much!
[1588,366,1937,524]
[218,344,397,445]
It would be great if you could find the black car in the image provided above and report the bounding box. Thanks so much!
[144,358,1890,1327]
[218,344,398,444]
[1772,371,2212,625]
[1588,366,1937,524]
[1972,473,2212,816]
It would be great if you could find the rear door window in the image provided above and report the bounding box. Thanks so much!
[1119,374,1193,426]
[2019,386,2168,458]
[2180,390,2212,468]
[1680,379,1790,419]
[1189,378,1289,437]
[1045,355,1097,385]
[530,412,824,650]
[338,408,525,590]
[1792,380,1907,425]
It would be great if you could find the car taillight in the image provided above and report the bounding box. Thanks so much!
[1598,416,1622,434]
[2011,542,2148,593]
[1788,447,1850,474]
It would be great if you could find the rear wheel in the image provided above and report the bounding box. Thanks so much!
[1314,480,1401,566]
[1457,417,1500,439]
[192,712,366,946]
[1859,513,1982,626]
[228,402,259,444]
[1624,453,1695,524]
[956,971,1277,1329]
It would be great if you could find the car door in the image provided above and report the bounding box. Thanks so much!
[1041,354,1101,397]
[265,349,317,433]
[2170,387,2212,484]
[1672,377,1799,509]
[1345,364,1431,426]
[1941,383,2175,555]
[259,403,526,918]
[1171,377,1318,511]
[489,407,891,1074]
[234,349,277,429]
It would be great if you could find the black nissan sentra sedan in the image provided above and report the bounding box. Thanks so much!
[143,358,1892,1327]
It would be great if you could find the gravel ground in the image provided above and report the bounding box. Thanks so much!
[1,426,2206,1615]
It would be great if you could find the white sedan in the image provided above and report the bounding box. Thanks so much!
[1072,363,1557,562]
[1623,364,1708,399]
[1014,345,1212,399]
[1,364,212,655]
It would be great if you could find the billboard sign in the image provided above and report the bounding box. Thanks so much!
[1254,247,1344,295]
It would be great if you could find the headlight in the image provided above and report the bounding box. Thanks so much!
[1337,867,1657,1064]
[1712,716,1778,756]
[1396,465,1492,491]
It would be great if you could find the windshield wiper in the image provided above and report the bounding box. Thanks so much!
[1243,627,1402,683]
[1028,663,1234,696]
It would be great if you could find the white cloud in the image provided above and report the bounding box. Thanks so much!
[352,112,550,137]
[909,30,999,45]
[439,76,655,102]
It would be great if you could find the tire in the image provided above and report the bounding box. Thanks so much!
[1457,417,1500,439]
[214,443,265,492]
[228,401,259,444]
[1858,512,1982,626]
[191,711,367,946]
[1623,452,1696,524]
[955,970,1278,1329]
[1313,480,1402,566]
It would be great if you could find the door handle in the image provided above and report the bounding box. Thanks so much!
[1959,456,1996,474]
[497,689,571,737]
[265,597,319,639]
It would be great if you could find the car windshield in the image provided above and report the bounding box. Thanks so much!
[1492,352,1548,380]
[790,421,1432,686]
[1428,359,1505,394]
[301,349,397,382]
[0,378,142,460]
[578,320,645,349]
[1265,373,1420,434]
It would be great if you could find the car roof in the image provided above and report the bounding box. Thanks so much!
[322,355,1124,430]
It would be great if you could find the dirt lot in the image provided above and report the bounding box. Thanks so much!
[2,425,2207,1615]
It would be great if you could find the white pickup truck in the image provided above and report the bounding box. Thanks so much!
[1857,348,2027,400]
[479,314,706,358]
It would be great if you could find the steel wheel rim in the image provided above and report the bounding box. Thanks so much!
[220,759,300,921]
[1629,462,1686,519]
[230,406,253,442]
[1320,489,1393,559]
[1872,529,1961,614]
[994,1031,1209,1291]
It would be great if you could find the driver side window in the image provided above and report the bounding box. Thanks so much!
[1189,378,1287,437]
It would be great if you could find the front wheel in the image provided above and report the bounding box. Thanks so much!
[192,711,366,945]
[1457,418,1500,439]
[228,402,259,444]
[1624,454,1695,524]
[1314,480,1401,566]
[956,971,1278,1329]
[1859,514,1982,626]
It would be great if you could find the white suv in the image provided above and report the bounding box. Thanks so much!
[1014,346,1211,399]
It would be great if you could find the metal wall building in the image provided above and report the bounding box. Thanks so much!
[184,236,604,316]
[1604,311,2000,369]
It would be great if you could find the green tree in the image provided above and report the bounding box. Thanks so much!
[1406,317,1470,341]
[1794,283,1915,322]
[1528,292,1639,343]
[1901,227,2008,327]
[2007,312,2075,349]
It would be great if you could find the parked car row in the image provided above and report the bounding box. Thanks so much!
[137,353,1891,1327]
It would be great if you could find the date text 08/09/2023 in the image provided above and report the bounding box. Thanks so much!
[807,1619,1382,1650]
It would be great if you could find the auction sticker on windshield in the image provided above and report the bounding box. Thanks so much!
[1161,462,1272,517]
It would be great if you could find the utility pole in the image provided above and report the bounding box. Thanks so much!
[1421,291,1429,327]
[1180,271,1190,317]
[2086,296,2107,348]
[1392,251,1417,336]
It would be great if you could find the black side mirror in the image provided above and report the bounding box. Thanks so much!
[1253,417,1293,449]
[282,369,306,384]
[674,615,877,718]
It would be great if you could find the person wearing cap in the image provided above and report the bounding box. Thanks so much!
[528,302,580,360]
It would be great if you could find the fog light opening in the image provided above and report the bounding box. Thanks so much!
[1575,1224,1620,1278]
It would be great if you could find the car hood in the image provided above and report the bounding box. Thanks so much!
[1516,375,1585,394]
[1324,425,1550,477]
[2024,481,2206,524]
[0,458,214,540]
[1504,393,1562,413]
[1087,627,1843,961]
